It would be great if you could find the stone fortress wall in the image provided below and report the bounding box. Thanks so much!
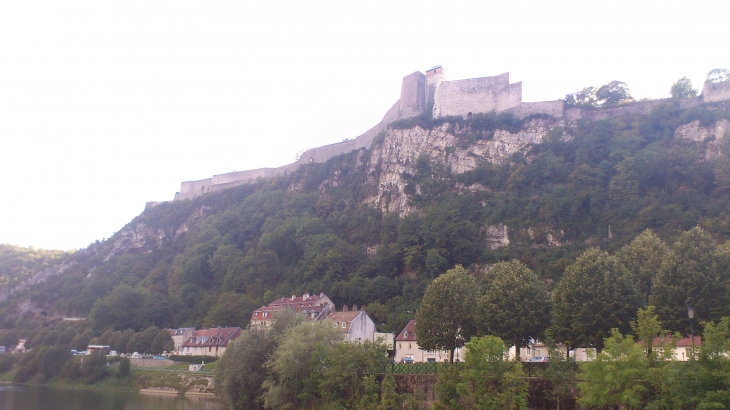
[170,67,730,202]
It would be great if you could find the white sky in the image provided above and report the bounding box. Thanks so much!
[1,0,728,251]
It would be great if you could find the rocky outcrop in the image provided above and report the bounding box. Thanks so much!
[675,119,730,158]
[0,260,76,303]
[365,118,560,213]
[482,224,510,250]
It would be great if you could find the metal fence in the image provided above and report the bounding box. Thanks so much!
[376,360,578,378]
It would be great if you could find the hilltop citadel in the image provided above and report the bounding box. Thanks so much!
[165,67,730,203]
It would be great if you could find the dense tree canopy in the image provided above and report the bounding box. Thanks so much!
[478,260,551,355]
[649,227,730,333]
[671,77,699,99]
[552,248,642,351]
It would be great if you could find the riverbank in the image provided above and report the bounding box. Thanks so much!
[0,367,215,396]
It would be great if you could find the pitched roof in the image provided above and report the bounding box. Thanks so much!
[395,320,417,341]
[250,304,329,322]
[268,293,327,307]
[649,335,702,347]
[181,327,242,348]
[328,311,361,333]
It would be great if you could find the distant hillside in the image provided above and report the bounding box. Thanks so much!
[2,100,730,336]
[0,245,67,289]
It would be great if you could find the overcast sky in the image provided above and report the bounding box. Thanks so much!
[1,0,729,251]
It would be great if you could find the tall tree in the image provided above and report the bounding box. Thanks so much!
[565,86,599,107]
[215,309,303,410]
[650,227,730,334]
[706,68,730,83]
[150,329,174,354]
[552,248,641,351]
[577,329,649,410]
[416,265,479,363]
[616,229,669,303]
[596,80,634,105]
[478,260,551,359]
[671,77,699,99]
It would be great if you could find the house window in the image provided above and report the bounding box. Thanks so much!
[334,322,338,327]
[427,358,436,363]
[409,343,412,349]
[398,343,401,349]
[342,323,346,328]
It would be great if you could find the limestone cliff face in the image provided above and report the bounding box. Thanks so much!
[365,118,561,213]
[675,119,730,158]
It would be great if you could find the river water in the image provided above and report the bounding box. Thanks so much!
[0,384,224,410]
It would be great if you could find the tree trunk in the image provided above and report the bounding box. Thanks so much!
[449,347,454,363]
[514,336,521,361]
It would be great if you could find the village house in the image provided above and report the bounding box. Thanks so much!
[180,327,241,357]
[250,292,334,327]
[394,320,463,363]
[168,327,195,354]
[646,335,702,361]
[328,304,377,344]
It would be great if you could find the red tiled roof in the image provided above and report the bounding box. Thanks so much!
[648,335,702,347]
[396,320,417,341]
[181,327,241,348]
[328,311,361,333]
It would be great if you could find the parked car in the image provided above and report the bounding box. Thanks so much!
[70,350,78,356]
[530,356,549,362]
[130,352,142,359]
[108,351,118,357]
[79,351,88,356]
[401,357,414,364]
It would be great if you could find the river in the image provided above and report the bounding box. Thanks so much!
[0,384,224,410]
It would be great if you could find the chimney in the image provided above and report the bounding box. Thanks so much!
[352,304,358,311]
[343,305,348,312]
[291,295,296,300]
[303,293,310,300]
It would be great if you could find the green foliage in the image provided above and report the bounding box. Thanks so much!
[0,244,66,288]
[214,309,303,410]
[565,87,599,107]
[118,356,130,377]
[631,306,663,357]
[262,320,348,409]
[597,80,634,105]
[650,226,730,333]
[478,260,551,352]
[150,329,174,354]
[435,335,528,410]
[706,69,730,84]
[616,229,669,302]
[81,352,108,383]
[577,329,649,409]
[552,248,642,350]
[416,265,478,362]
[671,77,699,99]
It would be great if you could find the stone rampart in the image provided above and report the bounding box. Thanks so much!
[565,97,703,122]
[170,69,730,202]
[703,81,730,103]
[437,73,522,118]
[505,100,564,119]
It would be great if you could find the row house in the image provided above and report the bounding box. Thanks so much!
[328,304,377,344]
[250,292,334,327]
[168,327,195,354]
[180,327,241,357]
[394,320,463,363]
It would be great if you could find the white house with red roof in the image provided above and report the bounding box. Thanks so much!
[250,292,334,327]
[328,304,376,344]
[180,327,241,357]
[394,320,463,363]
